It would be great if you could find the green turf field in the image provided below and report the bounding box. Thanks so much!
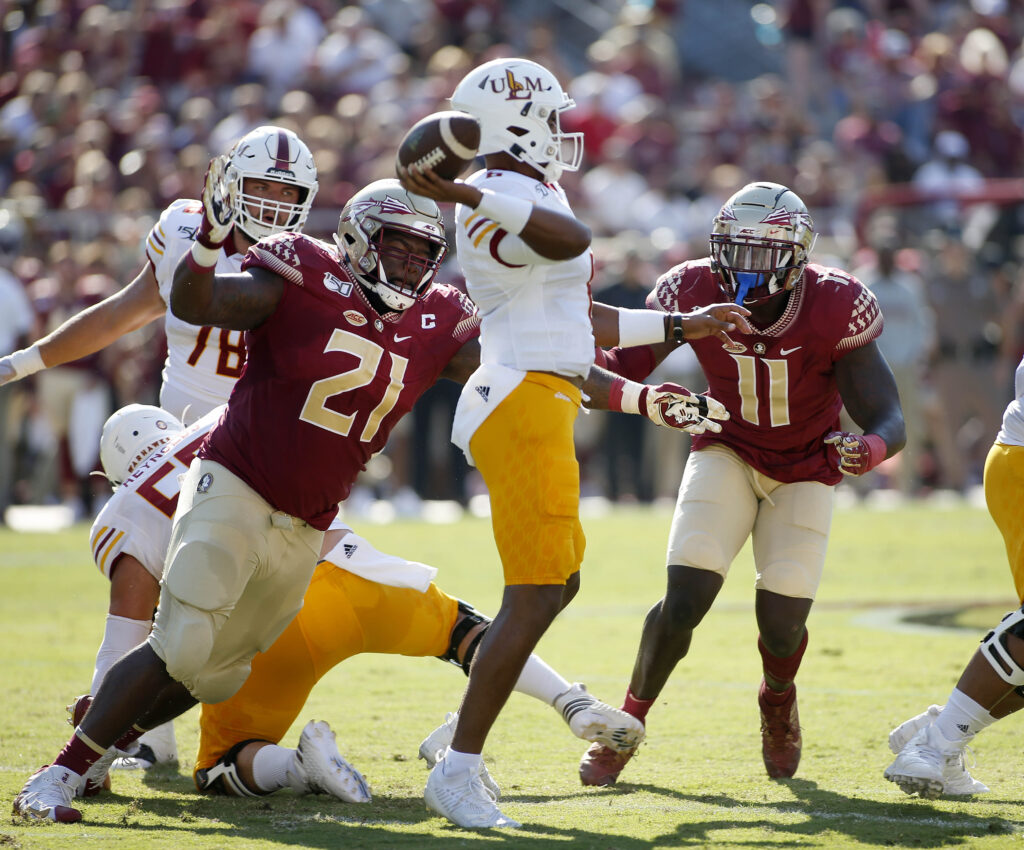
[2,500,1022,848]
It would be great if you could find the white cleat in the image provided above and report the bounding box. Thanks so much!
[886,706,989,795]
[13,765,83,823]
[418,711,459,766]
[888,704,943,754]
[425,750,519,829]
[885,723,969,799]
[418,712,501,799]
[112,721,178,771]
[554,683,645,752]
[287,720,371,803]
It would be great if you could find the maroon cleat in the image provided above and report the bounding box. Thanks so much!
[579,741,637,786]
[759,680,801,778]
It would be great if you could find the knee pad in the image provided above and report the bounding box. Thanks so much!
[673,531,729,575]
[980,606,1024,686]
[194,739,267,797]
[437,600,490,676]
[154,594,220,690]
[190,661,252,705]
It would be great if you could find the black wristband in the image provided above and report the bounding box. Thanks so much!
[671,313,684,344]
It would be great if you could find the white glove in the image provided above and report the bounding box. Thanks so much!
[198,154,236,248]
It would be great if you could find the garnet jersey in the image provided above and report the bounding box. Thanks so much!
[650,260,883,484]
[90,408,221,582]
[146,199,246,423]
[203,232,480,529]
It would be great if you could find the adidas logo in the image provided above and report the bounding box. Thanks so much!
[957,723,970,734]
[475,385,490,402]
[343,543,358,559]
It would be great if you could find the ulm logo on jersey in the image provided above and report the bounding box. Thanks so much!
[324,273,353,297]
[477,69,551,100]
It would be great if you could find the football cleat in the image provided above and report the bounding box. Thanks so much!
[111,721,178,771]
[13,765,83,823]
[885,723,988,797]
[888,704,943,754]
[884,723,951,798]
[579,741,638,786]
[287,720,371,803]
[759,681,802,779]
[554,683,645,752]
[417,712,501,800]
[425,750,519,829]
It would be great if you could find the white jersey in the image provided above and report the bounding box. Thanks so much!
[89,407,222,582]
[455,169,595,379]
[145,199,246,424]
[996,354,1024,447]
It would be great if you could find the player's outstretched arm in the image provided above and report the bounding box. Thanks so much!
[591,301,752,349]
[826,341,907,476]
[0,264,164,386]
[170,156,283,330]
[584,363,728,435]
[398,164,590,260]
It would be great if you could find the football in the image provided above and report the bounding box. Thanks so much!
[396,110,481,181]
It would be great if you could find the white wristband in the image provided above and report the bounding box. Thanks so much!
[8,344,45,378]
[474,189,532,235]
[618,308,666,347]
[618,380,644,415]
[189,240,221,269]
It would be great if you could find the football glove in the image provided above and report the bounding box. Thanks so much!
[639,382,729,434]
[824,431,887,476]
[198,154,236,248]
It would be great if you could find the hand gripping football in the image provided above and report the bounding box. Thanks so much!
[396,110,481,181]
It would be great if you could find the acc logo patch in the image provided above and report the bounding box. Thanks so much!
[723,340,747,354]
[344,310,367,327]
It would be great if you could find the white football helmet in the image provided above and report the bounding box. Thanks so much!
[99,404,184,488]
[710,182,817,305]
[225,125,318,242]
[334,179,448,311]
[450,57,583,182]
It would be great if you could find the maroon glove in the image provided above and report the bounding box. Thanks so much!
[824,431,887,476]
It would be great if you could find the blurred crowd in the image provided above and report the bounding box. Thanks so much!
[1,0,1022,520]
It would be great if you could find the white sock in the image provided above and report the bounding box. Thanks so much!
[936,688,995,744]
[251,745,296,793]
[513,654,571,705]
[442,747,482,776]
[91,615,152,693]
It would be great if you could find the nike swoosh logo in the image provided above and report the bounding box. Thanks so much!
[779,346,801,356]
[394,335,411,342]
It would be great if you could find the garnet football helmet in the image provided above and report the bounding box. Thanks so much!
[99,404,184,488]
[710,182,816,305]
[449,57,583,183]
[334,179,448,312]
[225,125,318,242]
